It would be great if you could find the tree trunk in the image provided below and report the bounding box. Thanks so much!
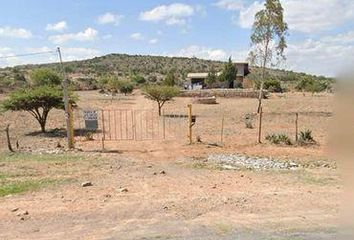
[158,104,162,116]
[5,124,14,152]
[257,38,270,113]
[39,120,46,133]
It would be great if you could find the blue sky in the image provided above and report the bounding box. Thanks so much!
[1,0,354,77]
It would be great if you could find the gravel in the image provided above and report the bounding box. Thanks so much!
[206,154,299,170]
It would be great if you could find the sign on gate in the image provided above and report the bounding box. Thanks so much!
[83,110,98,130]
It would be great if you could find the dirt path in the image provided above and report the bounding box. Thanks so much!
[0,142,340,239]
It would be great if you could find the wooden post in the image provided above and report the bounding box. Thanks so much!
[68,104,75,148]
[295,113,299,142]
[5,124,14,152]
[220,114,225,144]
[188,104,193,144]
[258,107,263,144]
[57,47,75,149]
[101,110,106,151]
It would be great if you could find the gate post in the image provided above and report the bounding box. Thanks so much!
[101,110,106,151]
[258,107,263,144]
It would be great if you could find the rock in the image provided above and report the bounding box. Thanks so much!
[16,210,28,216]
[159,170,166,175]
[118,187,128,193]
[81,181,93,187]
[11,207,19,212]
[222,165,237,170]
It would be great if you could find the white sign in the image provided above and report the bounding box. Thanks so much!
[83,110,98,121]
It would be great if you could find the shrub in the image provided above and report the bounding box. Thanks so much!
[298,130,316,145]
[1,86,74,133]
[255,79,283,92]
[265,133,292,145]
[264,79,283,92]
[131,74,146,85]
[295,78,328,93]
[118,80,134,95]
[30,69,62,86]
[142,85,180,115]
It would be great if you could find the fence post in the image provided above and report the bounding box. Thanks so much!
[295,112,299,142]
[188,104,193,144]
[101,110,105,151]
[68,104,75,147]
[258,107,263,144]
[220,114,225,144]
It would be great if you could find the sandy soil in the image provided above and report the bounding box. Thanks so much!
[0,91,339,239]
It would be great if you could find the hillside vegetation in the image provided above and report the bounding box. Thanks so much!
[0,53,334,93]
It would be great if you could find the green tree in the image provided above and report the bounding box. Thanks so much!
[163,71,176,86]
[142,85,180,116]
[206,67,218,88]
[118,80,134,95]
[249,0,288,112]
[295,78,328,93]
[220,57,237,88]
[2,86,70,133]
[131,74,146,85]
[30,69,62,86]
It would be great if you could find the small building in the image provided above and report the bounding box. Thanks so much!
[186,62,250,89]
[235,62,250,88]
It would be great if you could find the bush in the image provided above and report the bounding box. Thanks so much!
[255,79,283,92]
[265,133,292,145]
[131,74,146,85]
[142,85,180,115]
[118,80,134,95]
[264,79,283,92]
[295,78,328,93]
[30,69,62,86]
[298,130,316,145]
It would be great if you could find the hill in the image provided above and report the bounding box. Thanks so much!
[0,53,334,93]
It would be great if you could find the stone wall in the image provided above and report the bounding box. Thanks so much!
[179,89,268,99]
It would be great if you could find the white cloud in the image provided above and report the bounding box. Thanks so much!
[282,0,354,33]
[175,45,248,61]
[286,32,354,76]
[0,26,32,39]
[149,38,159,44]
[130,32,144,40]
[140,3,196,26]
[0,46,101,67]
[60,47,101,61]
[46,21,67,32]
[49,27,98,44]
[215,0,244,10]
[97,12,124,25]
[216,0,354,33]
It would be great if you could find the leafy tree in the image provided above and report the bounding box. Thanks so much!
[2,86,69,133]
[142,85,180,116]
[163,71,176,86]
[118,80,134,95]
[97,75,113,90]
[30,69,62,86]
[295,78,328,93]
[220,57,237,88]
[256,79,283,92]
[131,74,146,85]
[206,67,218,88]
[249,0,288,112]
